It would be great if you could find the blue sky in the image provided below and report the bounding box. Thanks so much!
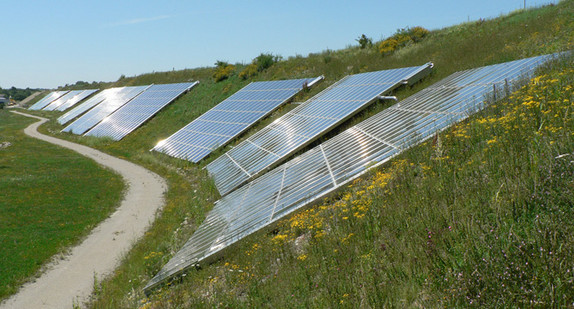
[1,0,558,89]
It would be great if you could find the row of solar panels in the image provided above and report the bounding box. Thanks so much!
[28,75,332,154]
[28,89,100,112]
[31,62,432,170]
[29,83,201,141]
[26,53,563,291]
[144,53,562,291]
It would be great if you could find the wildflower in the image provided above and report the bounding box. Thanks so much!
[272,234,288,246]
[487,137,497,145]
[342,233,354,243]
[314,230,326,239]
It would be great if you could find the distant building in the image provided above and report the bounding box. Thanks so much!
[0,95,7,107]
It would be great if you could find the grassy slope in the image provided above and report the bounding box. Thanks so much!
[167,61,571,308]
[19,1,573,307]
[0,111,125,300]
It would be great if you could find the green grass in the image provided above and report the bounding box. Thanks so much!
[12,1,574,307]
[0,111,125,301]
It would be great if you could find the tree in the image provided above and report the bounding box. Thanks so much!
[356,34,373,49]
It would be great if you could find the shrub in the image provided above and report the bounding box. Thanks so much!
[238,53,282,80]
[410,26,430,42]
[356,34,373,49]
[254,53,281,72]
[395,33,412,46]
[215,60,229,67]
[213,61,235,82]
[378,26,430,55]
[239,63,258,80]
[378,38,399,54]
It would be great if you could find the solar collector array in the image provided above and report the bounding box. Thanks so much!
[152,77,323,163]
[55,89,99,111]
[28,91,69,110]
[57,89,112,125]
[85,82,198,140]
[61,85,149,135]
[207,63,434,196]
[42,90,84,111]
[145,53,557,292]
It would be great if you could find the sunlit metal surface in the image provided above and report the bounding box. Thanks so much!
[85,82,198,140]
[28,91,69,110]
[152,77,324,163]
[42,90,84,111]
[145,53,557,292]
[61,85,149,135]
[55,89,99,111]
[57,89,116,125]
[207,63,434,196]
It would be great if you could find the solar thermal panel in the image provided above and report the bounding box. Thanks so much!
[145,53,558,292]
[84,82,198,140]
[42,90,84,111]
[152,77,324,163]
[28,91,69,110]
[207,63,433,196]
[55,89,99,111]
[61,85,149,135]
[57,88,114,125]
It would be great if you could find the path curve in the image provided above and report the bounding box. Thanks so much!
[1,111,167,309]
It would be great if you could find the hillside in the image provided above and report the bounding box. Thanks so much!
[17,1,574,307]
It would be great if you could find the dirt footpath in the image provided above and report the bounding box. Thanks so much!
[1,111,167,309]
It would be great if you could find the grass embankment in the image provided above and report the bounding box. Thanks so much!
[17,1,574,307]
[135,57,574,308]
[0,111,125,300]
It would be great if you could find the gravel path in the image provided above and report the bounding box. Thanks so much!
[1,111,167,309]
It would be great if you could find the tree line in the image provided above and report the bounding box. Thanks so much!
[0,86,42,101]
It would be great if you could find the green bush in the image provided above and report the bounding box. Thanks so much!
[254,53,281,72]
[238,53,282,80]
[239,63,258,80]
[213,61,235,82]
